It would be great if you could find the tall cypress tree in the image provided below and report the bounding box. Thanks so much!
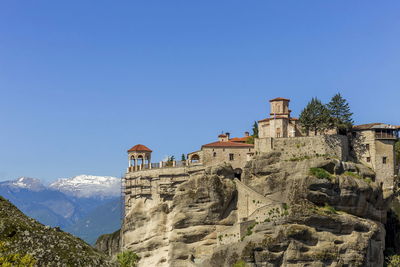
[299,97,330,136]
[252,121,259,138]
[327,93,353,134]
[395,140,400,166]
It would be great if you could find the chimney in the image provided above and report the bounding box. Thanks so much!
[245,131,250,137]
[225,132,230,140]
[218,133,228,142]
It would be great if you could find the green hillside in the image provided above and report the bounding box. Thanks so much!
[0,196,115,266]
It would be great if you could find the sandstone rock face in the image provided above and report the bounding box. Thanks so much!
[96,229,121,257]
[121,164,237,266]
[110,154,391,267]
[205,154,390,267]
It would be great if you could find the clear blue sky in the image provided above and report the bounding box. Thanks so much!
[0,1,399,182]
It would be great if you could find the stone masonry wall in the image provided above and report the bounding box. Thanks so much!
[202,147,254,170]
[352,130,396,190]
[255,135,349,161]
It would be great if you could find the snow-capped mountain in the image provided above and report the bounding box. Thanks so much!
[0,177,46,192]
[49,175,121,198]
[0,175,122,244]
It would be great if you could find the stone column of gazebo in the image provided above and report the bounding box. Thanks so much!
[127,144,152,172]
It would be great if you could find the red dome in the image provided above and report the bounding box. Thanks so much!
[127,144,152,152]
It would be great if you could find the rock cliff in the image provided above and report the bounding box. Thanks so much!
[205,153,390,267]
[98,152,392,267]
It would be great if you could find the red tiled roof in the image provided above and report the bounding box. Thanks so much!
[128,144,152,152]
[270,97,290,102]
[202,141,254,148]
[353,123,400,130]
[230,136,251,142]
[218,134,227,137]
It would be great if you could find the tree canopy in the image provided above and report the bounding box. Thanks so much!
[396,140,400,167]
[326,93,354,133]
[299,97,330,136]
[299,94,353,136]
[252,121,258,138]
[245,121,258,144]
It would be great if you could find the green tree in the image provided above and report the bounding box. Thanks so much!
[299,98,330,136]
[165,155,175,167]
[252,121,259,138]
[116,251,140,267]
[396,140,400,166]
[246,136,255,144]
[326,93,354,134]
[181,154,186,161]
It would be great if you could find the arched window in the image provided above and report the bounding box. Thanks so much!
[191,154,200,163]
[137,155,144,166]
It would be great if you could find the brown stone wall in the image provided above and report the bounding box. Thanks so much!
[375,139,396,189]
[352,130,396,189]
[259,121,270,138]
[255,135,349,161]
[202,147,254,170]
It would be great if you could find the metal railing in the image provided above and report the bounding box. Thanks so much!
[127,160,201,173]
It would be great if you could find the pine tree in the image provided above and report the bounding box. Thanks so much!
[252,121,259,138]
[181,154,186,161]
[327,93,354,134]
[395,140,400,166]
[299,98,330,136]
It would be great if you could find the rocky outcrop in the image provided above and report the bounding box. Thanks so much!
[205,153,391,267]
[107,153,392,266]
[96,229,121,257]
[0,196,115,266]
[120,164,237,266]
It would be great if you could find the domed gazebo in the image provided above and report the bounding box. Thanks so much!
[127,144,152,171]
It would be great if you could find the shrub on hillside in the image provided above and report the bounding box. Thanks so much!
[117,251,140,267]
[309,168,332,180]
[0,241,36,267]
[386,254,400,267]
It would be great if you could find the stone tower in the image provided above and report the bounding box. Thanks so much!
[258,97,300,138]
[270,97,290,118]
[352,123,399,190]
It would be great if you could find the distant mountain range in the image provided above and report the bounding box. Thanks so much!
[0,175,122,245]
[49,175,121,198]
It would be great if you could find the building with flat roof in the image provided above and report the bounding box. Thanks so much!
[351,123,400,189]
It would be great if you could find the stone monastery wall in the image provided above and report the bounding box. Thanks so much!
[255,135,349,161]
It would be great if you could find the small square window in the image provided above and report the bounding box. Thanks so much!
[229,154,234,161]
[383,157,387,164]
[366,157,371,163]
[213,152,216,157]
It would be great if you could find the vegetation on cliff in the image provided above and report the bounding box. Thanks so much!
[0,196,114,266]
[116,251,140,267]
[299,97,331,135]
[0,241,36,266]
[395,140,400,166]
[327,93,354,133]
[300,93,354,135]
